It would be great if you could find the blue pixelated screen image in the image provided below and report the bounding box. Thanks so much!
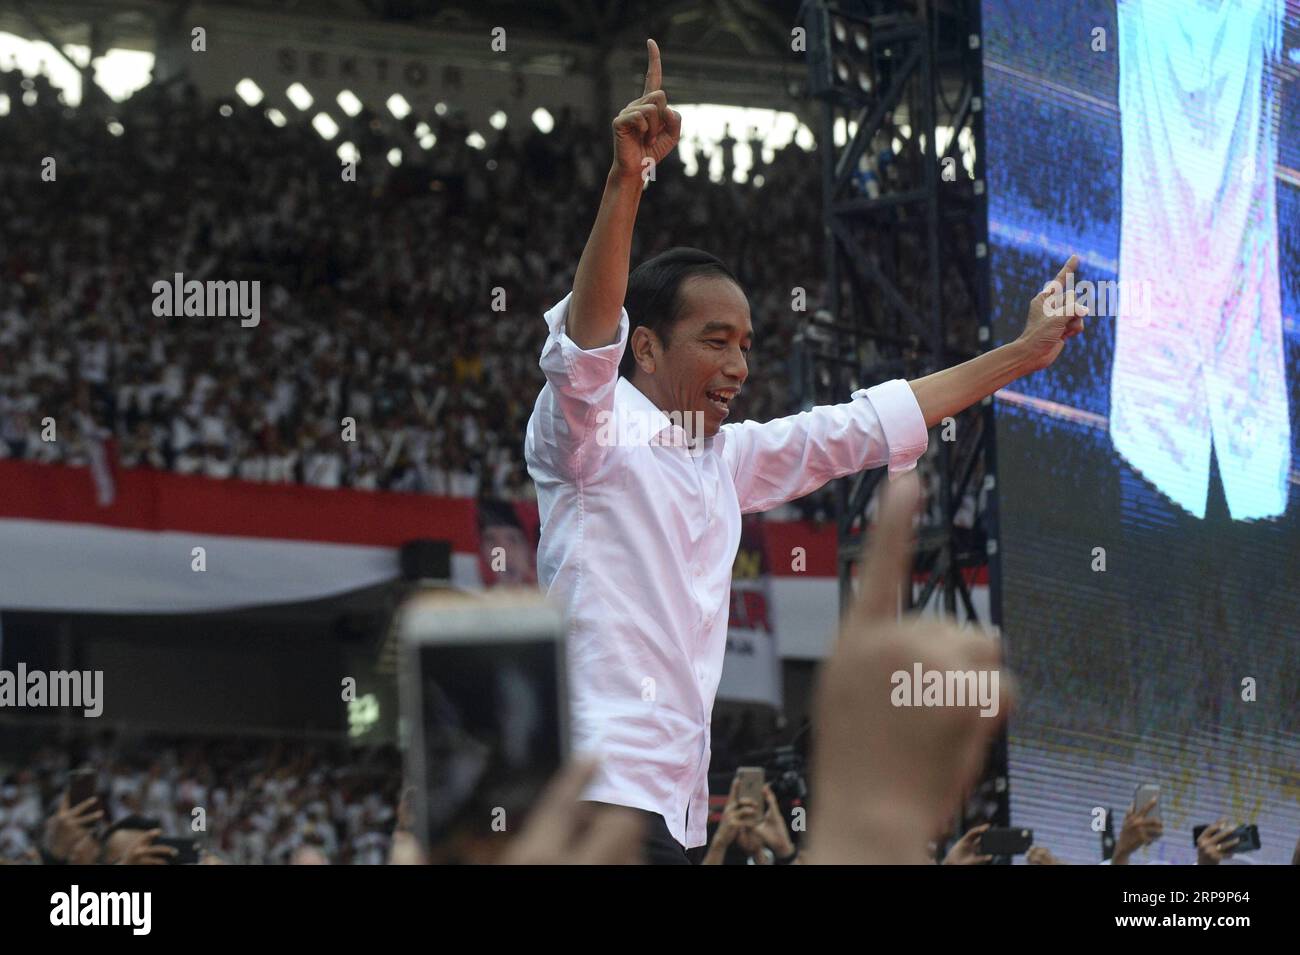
[986,0,1300,863]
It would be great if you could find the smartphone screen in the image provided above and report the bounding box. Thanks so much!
[399,591,567,852]
[735,767,765,807]
[1193,823,1261,854]
[978,826,1033,856]
[68,768,97,806]
[1133,783,1161,823]
[155,837,200,865]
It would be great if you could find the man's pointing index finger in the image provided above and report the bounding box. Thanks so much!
[643,38,662,96]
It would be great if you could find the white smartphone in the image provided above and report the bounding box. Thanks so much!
[1133,783,1161,823]
[735,766,765,807]
[398,590,568,850]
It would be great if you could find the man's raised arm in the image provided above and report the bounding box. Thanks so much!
[567,38,681,350]
[720,256,1090,514]
[907,255,1089,426]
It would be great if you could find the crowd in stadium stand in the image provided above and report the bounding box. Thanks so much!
[0,712,781,865]
[0,734,402,865]
[0,65,826,507]
[0,732,403,867]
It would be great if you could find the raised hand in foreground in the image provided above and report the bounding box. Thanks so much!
[809,472,1014,864]
[500,759,645,865]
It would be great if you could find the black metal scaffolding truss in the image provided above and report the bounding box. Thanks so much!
[799,0,1012,846]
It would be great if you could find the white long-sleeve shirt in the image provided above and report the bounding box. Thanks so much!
[524,292,929,847]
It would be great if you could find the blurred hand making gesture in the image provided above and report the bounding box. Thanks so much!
[810,472,1015,864]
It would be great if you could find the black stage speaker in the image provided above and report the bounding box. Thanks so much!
[400,539,452,582]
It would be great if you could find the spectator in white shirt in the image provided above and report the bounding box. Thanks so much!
[525,39,1089,864]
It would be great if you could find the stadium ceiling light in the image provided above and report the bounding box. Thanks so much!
[387,148,402,167]
[106,120,124,136]
[94,47,154,103]
[337,90,363,117]
[433,101,447,116]
[418,133,436,150]
[265,107,287,127]
[489,110,507,130]
[235,78,263,106]
[812,7,875,106]
[218,103,233,118]
[312,112,339,140]
[531,107,554,134]
[337,141,359,164]
[286,83,313,110]
[414,121,431,138]
[0,94,8,116]
[465,131,486,150]
[386,93,411,119]
[936,125,953,155]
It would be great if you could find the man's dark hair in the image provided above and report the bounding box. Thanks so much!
[98,814,161,863]
[102,815,159,841]
[618,247,740,380]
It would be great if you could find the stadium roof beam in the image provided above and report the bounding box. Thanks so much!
[15,0,98,90]
[554,0,625,36]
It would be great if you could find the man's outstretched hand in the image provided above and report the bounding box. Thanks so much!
[1016,254,1090,372]
[611,39,682,183]
[808,472,1014,864]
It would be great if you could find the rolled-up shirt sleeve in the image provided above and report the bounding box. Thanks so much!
[719,378,929,514]
[525,292,629,481]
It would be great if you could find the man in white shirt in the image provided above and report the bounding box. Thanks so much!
[525,39,1089,863]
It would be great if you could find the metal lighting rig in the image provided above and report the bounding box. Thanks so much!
[798,0,1011,848]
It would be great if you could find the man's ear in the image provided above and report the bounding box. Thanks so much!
[630,326,659,375]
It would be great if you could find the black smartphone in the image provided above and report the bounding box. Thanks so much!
[67,767,97,806]
[1193,823,1261,854]
[154,836,201,865]
[978,826,1033,856]
[398,591,568,852]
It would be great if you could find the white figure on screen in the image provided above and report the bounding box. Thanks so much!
[1111,0,1291,520]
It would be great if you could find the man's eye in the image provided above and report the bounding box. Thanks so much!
[707,340,727,348]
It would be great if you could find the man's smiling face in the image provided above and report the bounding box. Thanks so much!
[631,274,752,438]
